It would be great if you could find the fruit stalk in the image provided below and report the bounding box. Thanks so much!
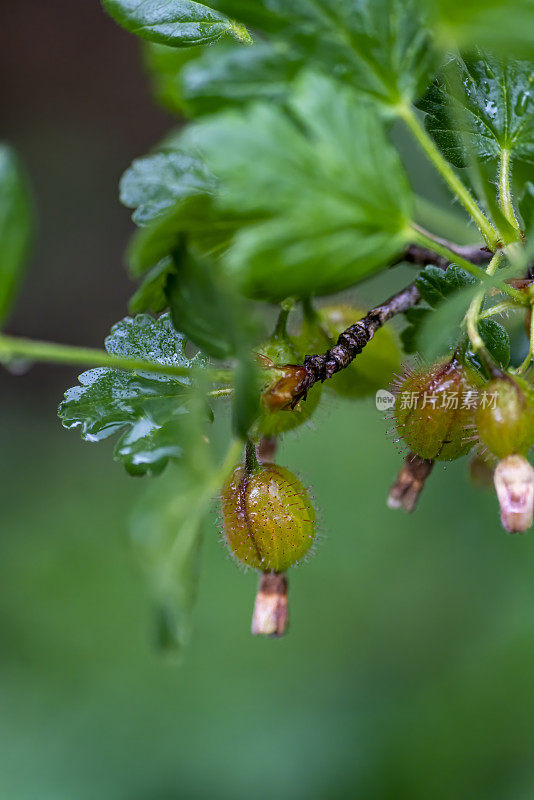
[388,453,435,512]
[251,572,289,637]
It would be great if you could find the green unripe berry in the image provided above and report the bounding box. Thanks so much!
[256,335,321,436]
[394,359,481,461]
[296,304,400,398]
[221,463,316,572]
[476,376,534,458]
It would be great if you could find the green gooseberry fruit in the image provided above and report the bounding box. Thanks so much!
[296,304,400,398]
[394,359,482,461]
[476,375,534,458]
[256,335,321,436]
[221,462,316,572]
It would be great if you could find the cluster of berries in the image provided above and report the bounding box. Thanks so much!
[219,304,534,636]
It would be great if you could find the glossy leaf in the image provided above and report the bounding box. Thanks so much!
[120,151,215,226]
[102,0,248,47]
[402,264,477,353]
[0,145,33,326]
[147,0,435,111]
[271,0,435,107]
[478,318,510,367]
[420,55,534,168]
[184,72,414,300]
[59,314,206,476]
[415,264,477,306]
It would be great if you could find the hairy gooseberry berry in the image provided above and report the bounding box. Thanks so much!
[475,375,534,458]
[220,462,316,572]
[256,335,321,436]
[394,358,481,461]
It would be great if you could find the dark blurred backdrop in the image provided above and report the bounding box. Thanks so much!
[1,3,534,800]
[1,0,169,392]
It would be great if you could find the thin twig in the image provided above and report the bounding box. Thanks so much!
[291,282,421,405]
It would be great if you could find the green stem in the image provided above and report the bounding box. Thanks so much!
[411,224,528,305]
[498,149,520,235]
[410,224,488,278]
[273,307,291,338]
[399,106,499,249]
[465,252,505,368]
[477,301,517,320]
[244,438,260,473]
[515,304,534,375]
[0,334,234,383]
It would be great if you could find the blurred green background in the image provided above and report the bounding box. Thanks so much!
[2,3,534,799]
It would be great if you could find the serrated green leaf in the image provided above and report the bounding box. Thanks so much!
[277,0,435,106]
[418,283,480,359]
[120,151,215,226]
[0,145,33,327]
[102,0,245,47]
[404,264,478,354]
[145,0,435,115]
[184,72,413,300]
[59,313,207,476]
[419,54,534,168]
[415,263,476,306]
[478,317,510,367]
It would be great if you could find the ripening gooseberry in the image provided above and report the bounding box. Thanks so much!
[394,358,482,461]
[475,375,534,458]
[220,462,316,572]
[256,335,321,436]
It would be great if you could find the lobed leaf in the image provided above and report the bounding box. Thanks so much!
[419,54,534,168]
[403,264,477,354]
[184,72,414,300]
[59,313,207,476]
[269,0,436,107]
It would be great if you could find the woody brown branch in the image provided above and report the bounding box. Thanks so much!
[289,242,491,406]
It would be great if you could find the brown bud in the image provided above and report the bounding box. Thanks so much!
[493,454,534,534]
[251,572,288,637]
[388,452,434,512]
[261,364,309,412]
